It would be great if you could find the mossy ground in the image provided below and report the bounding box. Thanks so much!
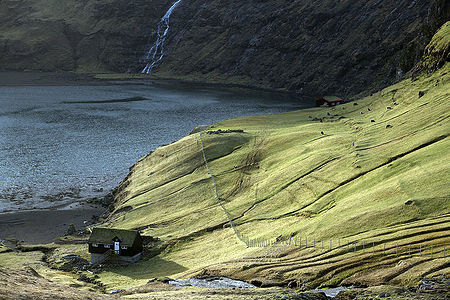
[0,242,99,292]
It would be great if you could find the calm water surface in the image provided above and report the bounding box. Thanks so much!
[0,82,311,212]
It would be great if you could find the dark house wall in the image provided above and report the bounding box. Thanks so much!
[88,243,110,255]
[129,235,144,255]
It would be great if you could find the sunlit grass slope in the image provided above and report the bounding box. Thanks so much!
[97,24,450,290]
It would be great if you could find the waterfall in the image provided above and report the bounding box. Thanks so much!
[141,0,183,74]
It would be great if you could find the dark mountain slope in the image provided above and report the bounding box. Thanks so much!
[0,0,173,72]
[159,0,448,96]
[0,0,448,96]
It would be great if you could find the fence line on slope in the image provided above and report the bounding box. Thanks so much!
[197,132,448,257]
[198,132,249,245]
[241,235,449,258]
[199,132,220,202]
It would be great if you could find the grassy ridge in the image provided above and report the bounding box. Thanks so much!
[95,26,450,290]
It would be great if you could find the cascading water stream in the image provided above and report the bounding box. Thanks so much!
[141,0,182,74]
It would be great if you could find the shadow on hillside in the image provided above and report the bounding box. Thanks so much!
[109,256,188,280]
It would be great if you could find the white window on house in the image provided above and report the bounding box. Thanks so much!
[114,241,120,254]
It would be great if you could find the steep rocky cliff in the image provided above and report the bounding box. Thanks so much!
[0,0,448,96]
[0,0,174,72]
[158,0,448,96]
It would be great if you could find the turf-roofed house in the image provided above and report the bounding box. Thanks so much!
[88,228,143,264]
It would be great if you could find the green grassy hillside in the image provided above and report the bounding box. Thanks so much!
[92,23,450,291]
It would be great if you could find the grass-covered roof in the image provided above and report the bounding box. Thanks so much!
[88,228,140,246]
[322,96,343,101]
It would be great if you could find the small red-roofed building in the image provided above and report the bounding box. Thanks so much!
[315,96,345,107]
